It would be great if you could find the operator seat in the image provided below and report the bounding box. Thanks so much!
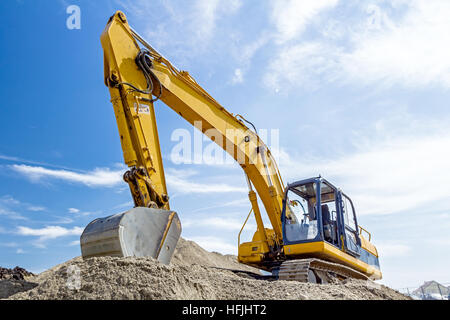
[321,204,337,245]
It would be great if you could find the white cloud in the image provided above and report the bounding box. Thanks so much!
[27,206,46,212]
[271,0,339,43]
[17,226,84,246]
[68,240,80,246]
[113,201,134,209]
[0,196,26,220]
[230,32,272,81]
[0,195,20,205]
[340,0,450,88]
[191,198,249,213]
[231,68,244,84]
[183,216,255,231]
[375,243,411,258]
[0,153,81,171]
[10,164,123,187]
[0,207,26,220]
[266,1,450,90]
[16,248,26,254]
[67,207,98,217]
[51,216,74,224]
[10,162,246,195]
[0,242,18,247]
[119,0,242,55]
[191,0,222,42]
[185,236,236,254]
[188,0,242,43]
[166,168,247,194]
[240,33,272,65]
[264,41,341,90]
[278,128,450,216]
[0,195,46,219]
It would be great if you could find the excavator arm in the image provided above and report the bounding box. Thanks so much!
[100,13,169,210]
[87,11,287,264]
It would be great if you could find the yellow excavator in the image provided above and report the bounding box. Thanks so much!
[80,11,382,283]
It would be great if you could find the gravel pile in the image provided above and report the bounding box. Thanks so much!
[4,238,409,300]
[0,266,34,280]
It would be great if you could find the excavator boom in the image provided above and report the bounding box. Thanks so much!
[81,11,287,264]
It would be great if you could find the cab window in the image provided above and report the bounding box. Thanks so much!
[320,182,339,246]
[284,183,318,242]
[342,195,357,231]
[341,194,360,251]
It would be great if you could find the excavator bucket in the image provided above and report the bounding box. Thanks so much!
[80,207,181,265]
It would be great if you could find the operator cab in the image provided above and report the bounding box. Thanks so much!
[281,177,380,271]
[282,178,346,248]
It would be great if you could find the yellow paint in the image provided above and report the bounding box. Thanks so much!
[101,13,168,209]
[360,234,378,257]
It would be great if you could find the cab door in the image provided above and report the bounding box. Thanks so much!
[336,191,361,257]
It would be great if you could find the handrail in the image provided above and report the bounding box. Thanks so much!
[359,225,371,241]
[238,208,253,248]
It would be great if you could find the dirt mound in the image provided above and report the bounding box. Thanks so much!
[171,238,259,273]
[0,279,37,299]
[0,267,34,280]
[5,238,409,300]
[0,267,36,299]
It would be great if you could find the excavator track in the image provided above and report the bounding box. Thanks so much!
[278,258,369,284]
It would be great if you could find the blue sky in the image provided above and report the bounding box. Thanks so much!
[0,0,449,290]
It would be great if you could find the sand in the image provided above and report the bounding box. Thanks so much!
[3,238,409,300]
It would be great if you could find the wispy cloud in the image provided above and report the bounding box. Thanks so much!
[0,195,20,205]
[68,240,79,246]
[117,0,242,56]
[113,201,134,209]
[27,206,46,212]
[166,168,247,194]
[0,242,18,248]
[49,216,74,225]
[0,153,82,171]
[0,195,27,220]
[191,198,249,213]
[17,225,83,239]
[185,235,236,254]
[67,207,99,217]
[231,68,244,84]
[0,207,23,220]
[265,1,450,90]
[10,164,124,187]
[278,122,450,216]
[271,0,339,44]
[375,242,411,258]
[10,163,246,195]
[230,32,272,83]
[338,0,450,88]
[183,216,255,231]
[17,225,83,248]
